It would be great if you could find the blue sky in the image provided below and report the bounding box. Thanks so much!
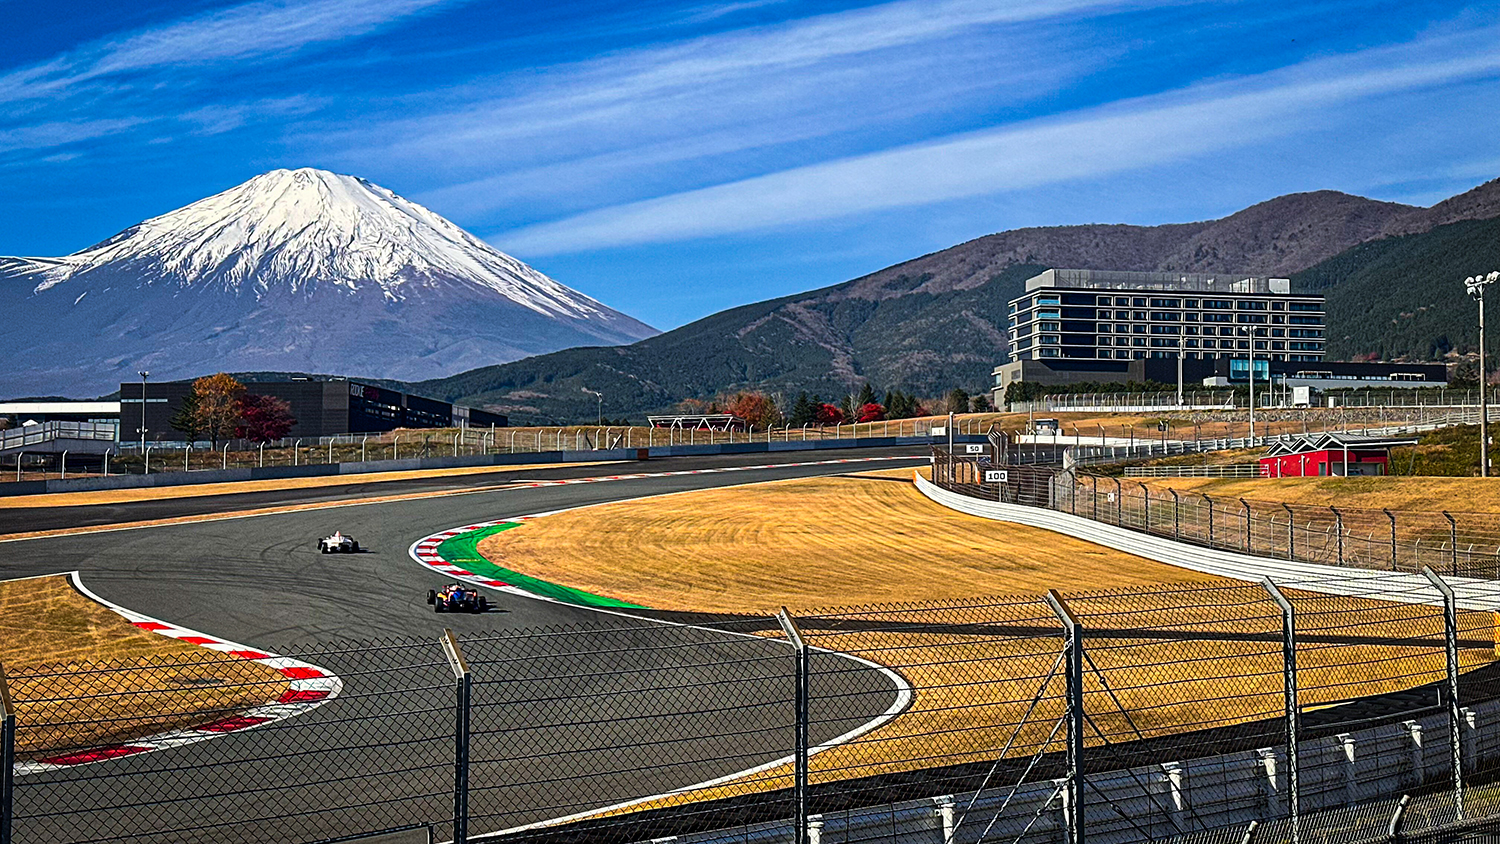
[2,0,1498,330]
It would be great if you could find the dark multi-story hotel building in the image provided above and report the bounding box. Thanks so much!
[1007,269,1327,365]
[994,269,1340,399]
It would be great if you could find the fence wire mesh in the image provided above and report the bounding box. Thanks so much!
[5,574,1500,844]
[930,448,1500,579]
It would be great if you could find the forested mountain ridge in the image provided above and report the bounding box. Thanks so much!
[1300,216,1500,361]
[416,177,1500,423]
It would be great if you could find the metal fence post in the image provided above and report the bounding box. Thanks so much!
[778,608,811,844]
[1205,495,1215,548]
[1,662,13,844]
[1445,512,1458,575]
[1260,579,1299,844]
[1045,591,1085,844]
[1421,568,1465,819]
[441,630,471,844]
[1332,508,1344,566]
[1241,498,1251,554]
[1171,489,1180,540]
[1386,510,1398,570]
[1282,503,1295,561]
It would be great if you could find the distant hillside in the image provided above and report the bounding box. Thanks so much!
[417,178,1500,423]
[1297,216,1500,361]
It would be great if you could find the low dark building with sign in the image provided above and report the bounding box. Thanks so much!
[120,378,506,442]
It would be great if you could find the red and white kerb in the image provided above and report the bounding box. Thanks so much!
[14,574,343,775]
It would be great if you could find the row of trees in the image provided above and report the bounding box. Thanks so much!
[170,374,297,445]
[674,382,995,429]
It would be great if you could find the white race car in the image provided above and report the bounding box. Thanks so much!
[318,531,360,553]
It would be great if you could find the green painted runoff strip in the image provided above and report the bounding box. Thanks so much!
[435,523,643,609]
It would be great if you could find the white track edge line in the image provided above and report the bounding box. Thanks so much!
[9,573,344,775]
[405,458,918,841]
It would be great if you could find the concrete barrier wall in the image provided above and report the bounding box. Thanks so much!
[0,435,973,498]
[912,473,1500,611]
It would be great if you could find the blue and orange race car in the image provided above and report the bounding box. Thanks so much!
[426,584,489,613]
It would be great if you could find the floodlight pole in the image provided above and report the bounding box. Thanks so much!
[1248,342,1257,445]
[1467,273,1497,477]
[582,387,603,426]
[137,370,148,455]
[1177,335,1184,408]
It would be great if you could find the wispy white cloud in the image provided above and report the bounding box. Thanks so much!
[354,0,1181,214]
[178,96,323,136]
[0,118,150,155]
[495,26,1500,255]
[0,0,463,105]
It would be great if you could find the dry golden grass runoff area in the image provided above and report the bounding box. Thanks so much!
[0,575,288,757]
[662,586,1498,809]
[479,468,1211,612]
[474,470,1500,813]
[1137,475,1500,513]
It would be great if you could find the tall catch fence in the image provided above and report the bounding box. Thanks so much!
[2,416,987,482]
[1010,389,1500,413]
[7,575,1500,844]
[932,449,1500,580]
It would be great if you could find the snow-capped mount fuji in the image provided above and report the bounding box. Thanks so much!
[0,168,658,397]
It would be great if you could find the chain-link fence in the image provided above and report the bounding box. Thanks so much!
[6,574,1500,844]
[931,448,1500,579]
[3,414,987,483]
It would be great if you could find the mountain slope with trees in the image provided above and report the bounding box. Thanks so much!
[1296,216,1500,361]
[416,177,1500,423]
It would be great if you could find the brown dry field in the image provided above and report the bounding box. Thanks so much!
[479,468,1214,612]
[0,461,613,509]
[610,583,1497,813]
[1,574,288,756]
[1136,475,1500,514]
[475,470,1499,817]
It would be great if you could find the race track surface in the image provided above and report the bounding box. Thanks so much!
[1,448,928,843]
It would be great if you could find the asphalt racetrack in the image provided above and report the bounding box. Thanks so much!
[1,448,928,843]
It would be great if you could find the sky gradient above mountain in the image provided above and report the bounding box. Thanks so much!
[4,0,1498,330]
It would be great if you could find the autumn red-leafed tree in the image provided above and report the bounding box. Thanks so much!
[857,402,886,423]
[724,392,782,429]
[815,403,845,425]
[235,394,297,443]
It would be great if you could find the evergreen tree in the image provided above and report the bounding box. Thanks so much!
[945,388,970,415]
[789,392,816,426]
[170,392,205,443]
[856,382,878,407]
[885,389,920,419]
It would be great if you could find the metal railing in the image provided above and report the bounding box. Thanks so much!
[1124,464,1266,478]
[0,421,117,452]
[1011,389,1500,413]
[4,417,983,481]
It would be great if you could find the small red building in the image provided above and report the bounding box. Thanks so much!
[1259,433,1417,477]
